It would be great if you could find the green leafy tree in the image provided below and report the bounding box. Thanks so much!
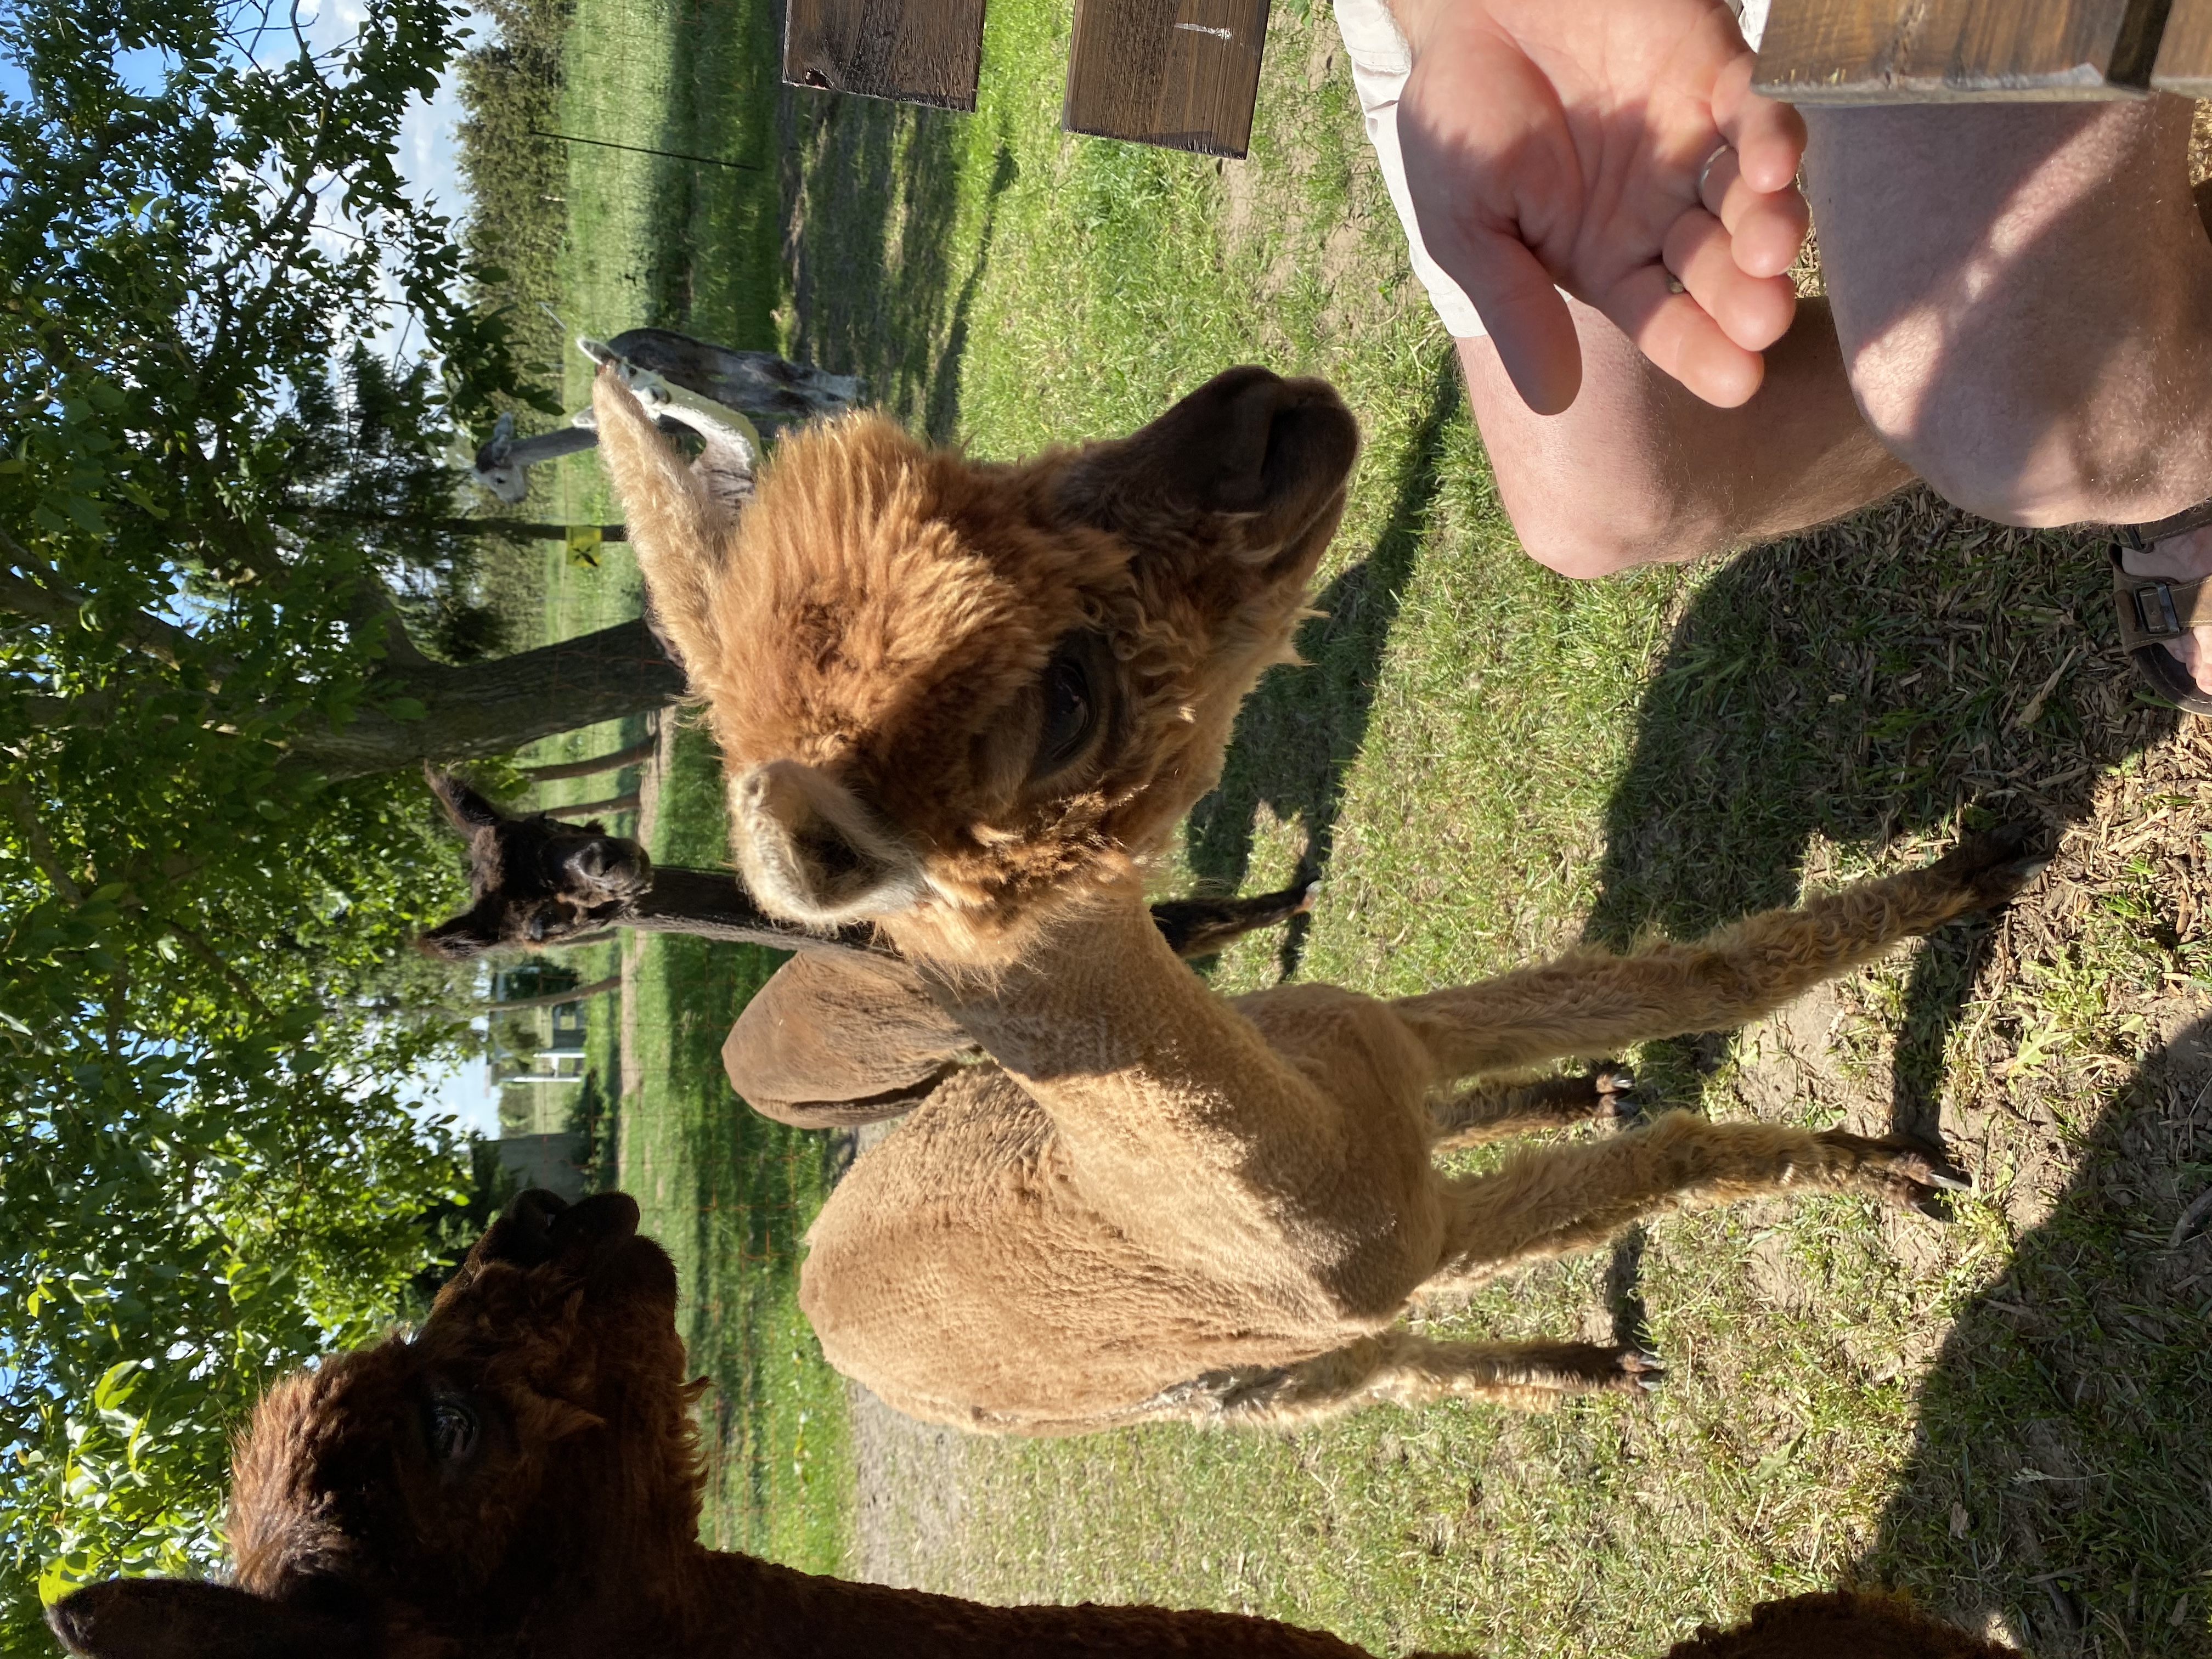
[0,0,679,1639]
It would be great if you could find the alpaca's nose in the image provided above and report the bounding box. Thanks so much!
[563,834,648,890]
[732,760,924,926]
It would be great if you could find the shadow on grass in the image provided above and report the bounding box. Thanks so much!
[923,136,1020,443]
[1585,493,2175,1128]
[1183,350,1463,976]
[1859,1007,2212,1654]
[782,91,972,421]
[1585,489,2209,1647]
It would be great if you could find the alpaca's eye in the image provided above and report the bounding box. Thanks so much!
[1034,639,1102,781]
[428,1397,478,1463]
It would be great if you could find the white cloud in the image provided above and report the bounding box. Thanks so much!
[288,0,479,362]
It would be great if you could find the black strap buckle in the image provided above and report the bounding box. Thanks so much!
[2134,581,2183,639]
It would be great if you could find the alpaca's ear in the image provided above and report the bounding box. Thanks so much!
[47,1578,373,1659]
[1056,365,1359,542]
[590,364,729,678]
[416,899,506,960]
[425,766,504,835]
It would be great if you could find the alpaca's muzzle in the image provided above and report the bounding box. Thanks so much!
[732,759,926,927]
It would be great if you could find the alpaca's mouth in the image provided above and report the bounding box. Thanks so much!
[733,759,928,927]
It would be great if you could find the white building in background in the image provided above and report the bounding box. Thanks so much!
[487,964,598,1184]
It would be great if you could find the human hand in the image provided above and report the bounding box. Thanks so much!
[1390,0,1809,414]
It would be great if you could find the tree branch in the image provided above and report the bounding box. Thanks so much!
[341,575,433,672]
[0,780,84,902]
[285,618,687,778]
[20,687,129,733]
[166,921,274,1020]
[296,510,627,544]
[547,789,638,818]
[522,733,658,781]
[481,974,619,1011]
[0,530,195,669]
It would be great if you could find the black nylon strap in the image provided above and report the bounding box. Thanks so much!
[2111,494,2212,551]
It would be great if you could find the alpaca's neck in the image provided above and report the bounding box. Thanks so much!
[624,865,887,956]
[913,888,1362,1244]
[669,1546,1374,1659]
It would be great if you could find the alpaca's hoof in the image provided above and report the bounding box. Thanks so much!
[1611,1346,1666,1392]
[1592,1066,1641,1125]
[1931,820,2049,910]
[1820,1131,1972,1216]
[1893,1139,1973,1210]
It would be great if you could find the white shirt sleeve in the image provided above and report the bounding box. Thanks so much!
[1329,0,1491,340]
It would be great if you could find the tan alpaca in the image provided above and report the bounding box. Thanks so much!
[589,362,2041,1434]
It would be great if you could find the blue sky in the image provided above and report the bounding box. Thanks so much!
[417,1038,502,1139]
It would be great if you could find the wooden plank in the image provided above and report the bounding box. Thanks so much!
[1063,0,1271,159]
[2152,0,2212,91]
[782,0,985,112]
[1752,0,2170,101]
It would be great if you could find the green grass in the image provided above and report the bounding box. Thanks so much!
[616,723,848,1571]
[780,11,2212,1656]
[475,0,855,1573]
[493,0,2212,1648]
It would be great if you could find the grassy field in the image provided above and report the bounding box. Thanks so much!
[512,0,2212,1650]
[482,0,852,1574]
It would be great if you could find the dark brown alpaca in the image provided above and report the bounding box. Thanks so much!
[44,1193,2019,1659]
[415,766,858,960]
[419,766,1315,963]
[416,770,1327,1126]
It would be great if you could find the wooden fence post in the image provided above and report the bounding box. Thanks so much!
[783,0,987,110]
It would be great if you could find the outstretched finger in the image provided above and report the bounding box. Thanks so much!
[1607,261,1767,409]
[1711,52,1807,197]
[1697,148,1812,281]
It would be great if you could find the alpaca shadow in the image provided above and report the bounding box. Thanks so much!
[781,92,968,420]
[1579,494,2177,1347]
[1183,350,1464,976]
[1858,1008,2212,1657]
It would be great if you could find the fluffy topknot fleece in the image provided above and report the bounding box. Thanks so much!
[595,365,1359,964]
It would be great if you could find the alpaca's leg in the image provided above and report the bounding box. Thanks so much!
[1388,827,2041,1081]
[1156,1329,1661,1427]
[1428,1067,1637,1149]
[1147,879,1315,958]
[1423,1109,1957,1295]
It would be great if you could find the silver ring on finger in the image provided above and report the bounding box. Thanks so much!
[1697,142,1731,205]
